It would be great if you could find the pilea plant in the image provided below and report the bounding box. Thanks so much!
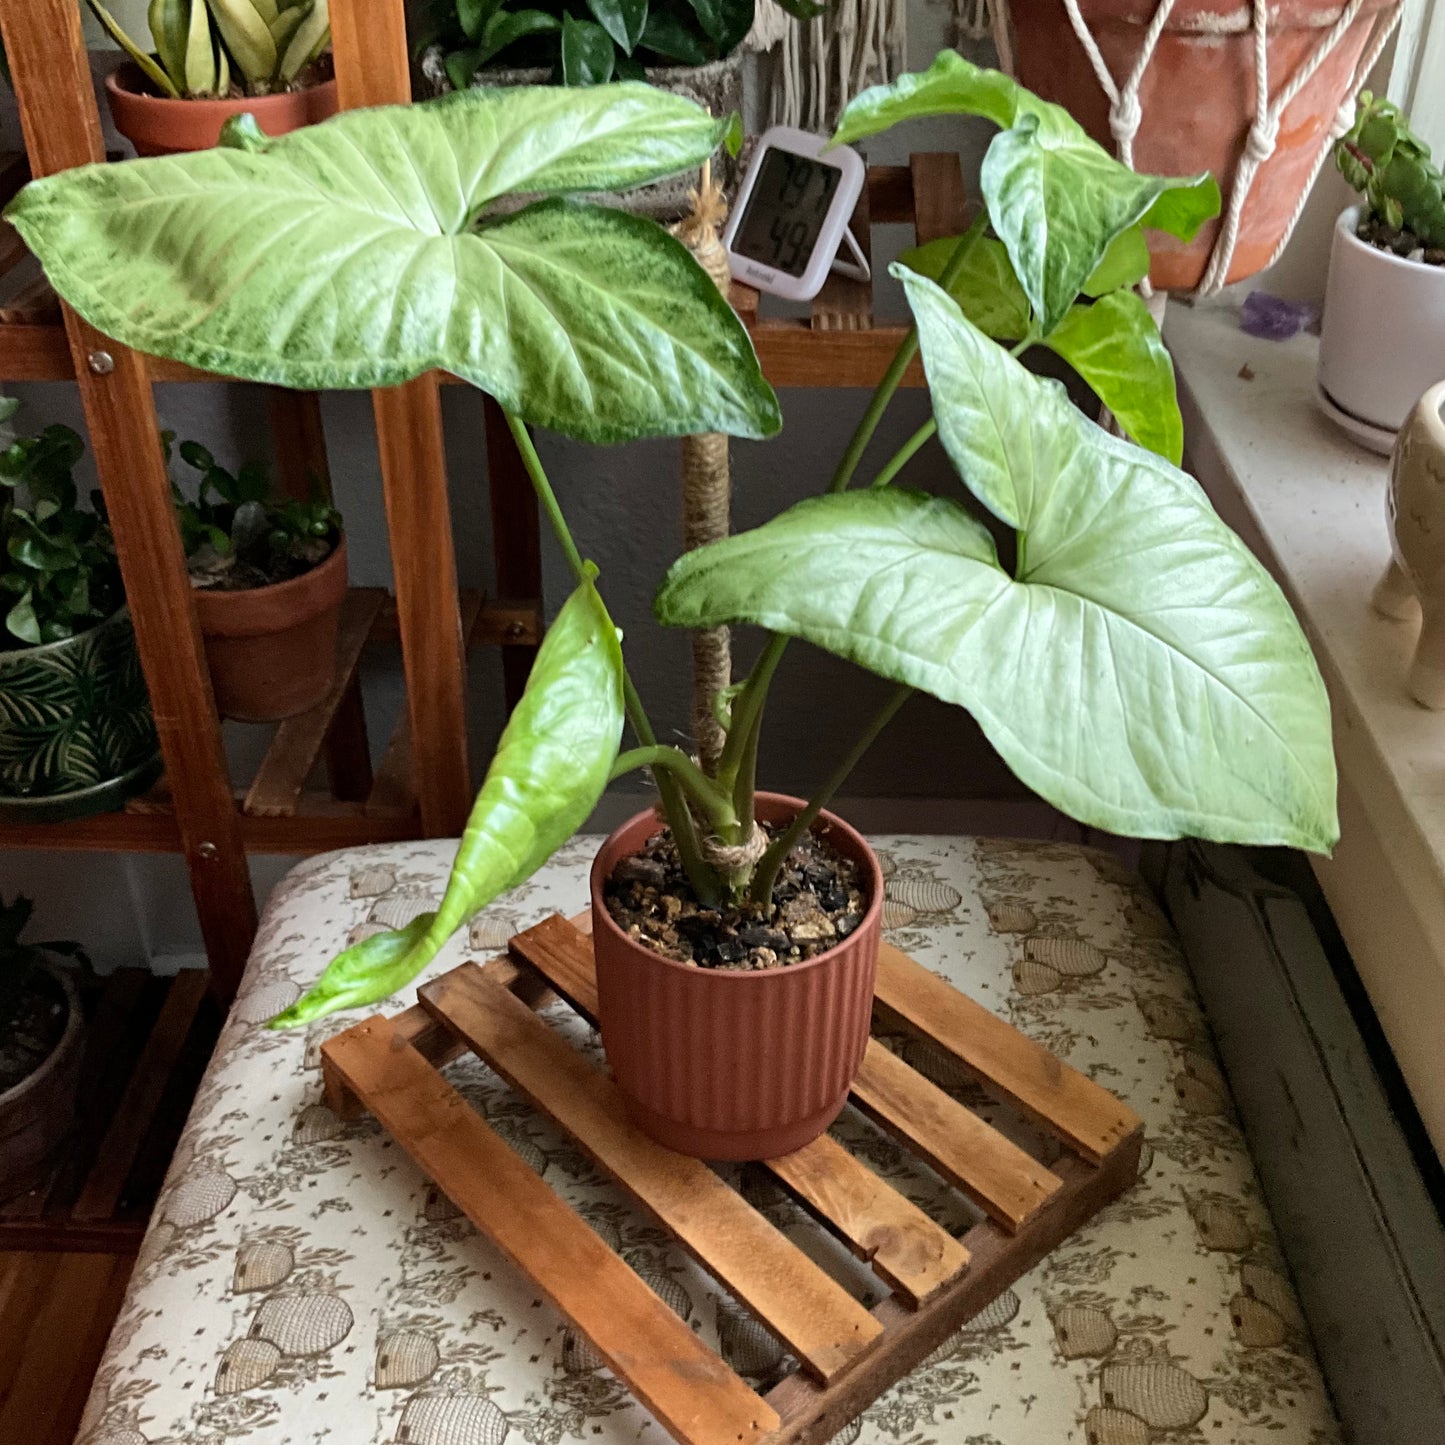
[1336,91,1445,259]
[0,400,122,648]
[6,55,1337,1026]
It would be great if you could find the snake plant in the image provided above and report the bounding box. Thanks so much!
[6,58,1338,1028]
[85,0,330,98]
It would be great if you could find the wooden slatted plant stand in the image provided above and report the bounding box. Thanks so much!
[323,914,1142,1445]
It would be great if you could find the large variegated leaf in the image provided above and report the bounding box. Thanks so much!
[270,575,625,1027]
[656,283,1337,851]
[7,87,777,445]
[834,51,1218,333]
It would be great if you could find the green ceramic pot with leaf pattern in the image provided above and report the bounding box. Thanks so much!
[0,604,162,823]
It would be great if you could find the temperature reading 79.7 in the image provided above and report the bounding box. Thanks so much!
[733,149,843,279]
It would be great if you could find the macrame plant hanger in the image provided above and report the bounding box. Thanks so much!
[967,0,1401,295]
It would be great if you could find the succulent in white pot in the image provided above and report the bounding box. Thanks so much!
[1318,92,1445,453]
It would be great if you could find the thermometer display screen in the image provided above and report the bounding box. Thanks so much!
[732,148,843,278]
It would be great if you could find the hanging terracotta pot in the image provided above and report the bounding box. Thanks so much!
[104,62,339,158]
[590,793,883,1161]
[1008,0,1400,290]
[192,537,348,723]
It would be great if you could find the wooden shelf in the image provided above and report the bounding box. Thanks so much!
[0,159,958,390]
[0,967,220,1252]
[0,586,542,854]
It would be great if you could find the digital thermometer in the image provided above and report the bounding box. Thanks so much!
[724,126,869,301]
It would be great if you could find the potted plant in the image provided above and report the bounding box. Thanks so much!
[0,895,89,1201]
[1318,92,1445,450]
[166,437,345,723]
[412,0,820,216]
[86,0,336,155]
[8,61,1338,1160]
[0,401,161,823]
[1005,0,1399,291]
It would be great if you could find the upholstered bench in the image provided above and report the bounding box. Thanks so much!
[76,835,1340,1445]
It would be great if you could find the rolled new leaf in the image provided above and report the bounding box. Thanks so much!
[834,51,1219,333]
[6,87,775,446]
[656,276,1337,852]
[269,573,625,1027]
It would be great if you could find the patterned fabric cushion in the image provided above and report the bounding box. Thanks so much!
[78,836,1341,1445]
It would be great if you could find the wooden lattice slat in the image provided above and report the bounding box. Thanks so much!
[323,916,1142,1445]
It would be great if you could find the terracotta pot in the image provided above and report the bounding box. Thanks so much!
[0,964,83,1203]
[1319,206,1445,444]
[104,62,339,157]
[1009,0,1398,290]
[590,793,882,1160]
[193,537,348,723]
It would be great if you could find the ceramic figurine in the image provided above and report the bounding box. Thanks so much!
[1372,380,1445,706]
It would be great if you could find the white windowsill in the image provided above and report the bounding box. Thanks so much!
[1168,300,1445,1163]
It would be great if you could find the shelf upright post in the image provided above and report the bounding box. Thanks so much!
[329,0,473,837]
[0,0,257,1000]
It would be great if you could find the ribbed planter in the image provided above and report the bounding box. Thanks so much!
[193,537,348,723]
[0,606,162,824]
[591,793,882,1160]
[417,49,744,220]
[104,62,339,157]
[0,964,83,1202]
[1009,0,1398,290]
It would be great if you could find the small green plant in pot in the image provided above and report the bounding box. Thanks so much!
[87,0,337,156]
[0,399,161,822]
[0,895,90,1199]
[1319,91,1445,444]
[166,436,345,723]
[8,59,1338,1159]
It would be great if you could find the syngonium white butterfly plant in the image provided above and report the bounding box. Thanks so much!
[7,52,1338,1025]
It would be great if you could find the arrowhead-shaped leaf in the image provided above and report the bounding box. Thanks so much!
[7,86,778,444]
[270,575,626,1027]
[834,51,1219,333]
[657,285,1337,851]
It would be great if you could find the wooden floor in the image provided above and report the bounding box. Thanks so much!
[0,1250,132,1445]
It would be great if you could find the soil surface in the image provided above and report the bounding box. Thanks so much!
[1358,216,1445,267]
[0,973,68,1095]
[603,825,867,969]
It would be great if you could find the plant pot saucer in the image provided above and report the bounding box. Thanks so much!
[1315,381,1397,457]
[0,750,163,825]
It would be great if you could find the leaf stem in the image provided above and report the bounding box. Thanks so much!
[827,209,989,496]
[610,745,738,832]
[502,409,720,902]
[748,683,912,906]
[870,419,936,488]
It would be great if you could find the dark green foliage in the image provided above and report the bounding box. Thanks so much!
[0,894,87,1040]
[1336,92,1445,251]
[0,401,123,649]
[167,435,341,590]
[421,0,822,89]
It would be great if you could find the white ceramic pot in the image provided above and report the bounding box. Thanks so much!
[1318,206,1445,447]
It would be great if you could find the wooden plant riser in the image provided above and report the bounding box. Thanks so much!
[323,914,1142,1445]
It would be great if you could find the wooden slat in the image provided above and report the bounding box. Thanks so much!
[0,223,27,281]
[749,323,924,389]
[266,387,333,502]
[908,153,969,245]
[0,152,30,207]
[3,0,259,999]
[0,269,58,325]
[244,590,384,817]
[71,969,211,1221]
[763,1147,1141,1445]
[423,965,884,1382]
[325,1018,781,1445]
[851,1040,1060,1231]
[506,916,969,1302]
[766,1133,969,1306]
[865,165,914,224]
[473,599,543,648]
[874,941,1141,1164]
[811,181,873,333]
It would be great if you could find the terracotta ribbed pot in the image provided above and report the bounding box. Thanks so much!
[193,537,348,723]
[104,63,339,157]
[1009,0,1398,290]
[590,793,882,1161]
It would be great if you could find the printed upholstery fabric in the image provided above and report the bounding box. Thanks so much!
[79,836,1341,1445]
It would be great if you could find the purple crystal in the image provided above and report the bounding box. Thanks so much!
[1239,291,1319,341]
